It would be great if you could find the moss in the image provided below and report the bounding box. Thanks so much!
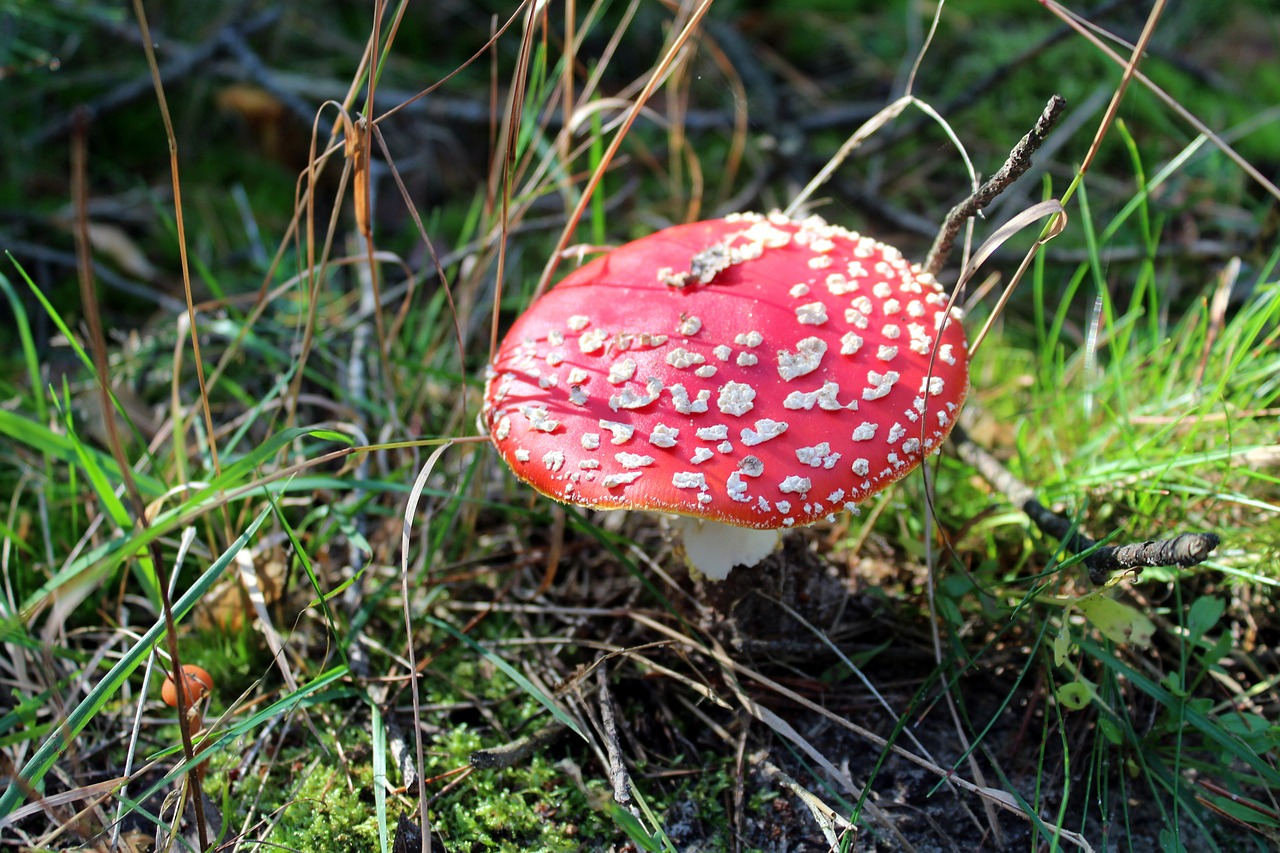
[270,762,383,850]
[425,721,612,850]
[219,664,617,851]
[223,728,381,850]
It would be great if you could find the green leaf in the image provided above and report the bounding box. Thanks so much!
[1204,793,1280,829]
[1052,627,1073,667]
[1198,632,1234,669]
[1159,827,1188,853]
[1187,596,1225,641]
[1097,717,1123,746]
[608,803,662,852]
[371,701,389,853]
[1056,681,1092,711]
[1076,595,1155,648]
[1219,713,1276,754]
[1162,671,1186,697]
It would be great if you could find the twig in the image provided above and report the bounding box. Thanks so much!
[755,755,853,848]
[467,721,569,770]
[385,701,421,793]
[596,669,633,810]
[924,95,1067,278]
[949,421,1220,584]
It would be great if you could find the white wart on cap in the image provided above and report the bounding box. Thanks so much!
[484,212,969,578]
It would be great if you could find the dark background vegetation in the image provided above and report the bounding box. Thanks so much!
[7,2,1277,326]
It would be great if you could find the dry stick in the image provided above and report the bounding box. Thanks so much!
[596,669,634,811]
[923,94,1066,279]
[950,422,1220,584]
[468,721,569,771]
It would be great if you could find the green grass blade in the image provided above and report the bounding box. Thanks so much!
[372,700,390,853]
[0,266,49,430]
[152,667,351,785]
[1080,635,1280,790]
[0,408,167,497]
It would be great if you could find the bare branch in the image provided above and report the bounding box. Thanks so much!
[950,422,1220,584]
[924,95,1067,278]
[468,721,568,770]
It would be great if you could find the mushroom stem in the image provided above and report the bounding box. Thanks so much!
[671,516,782,581]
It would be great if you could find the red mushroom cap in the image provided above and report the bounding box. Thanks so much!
[484,212,969,530]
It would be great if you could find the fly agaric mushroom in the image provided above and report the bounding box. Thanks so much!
[484,212,969,579]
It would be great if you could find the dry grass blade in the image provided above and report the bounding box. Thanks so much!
[110,526,197,851]
[670,689,857,848]
[5,778,122,847]
[757,758,855,850]
[72,87,211,847]
[762,594,990,838]
[4,1,1275,848]
[401,439,455,853]
[235,548,298,693]
[787,94,979,227]
[962,198,1068,357]
[784,96,911,218]
[486,1,540,362]
[721,674,911,851]
[130,0,220,485]
[1070,0,1164,182]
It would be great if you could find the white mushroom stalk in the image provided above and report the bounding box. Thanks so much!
[483,212,969,579]
[670,516,781,581]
